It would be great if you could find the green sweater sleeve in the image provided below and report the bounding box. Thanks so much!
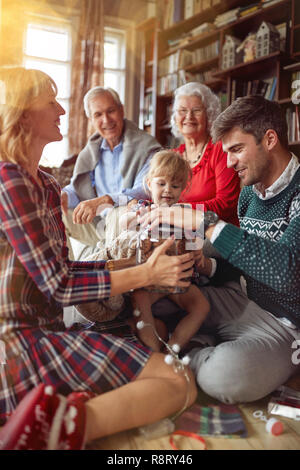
[212,214,300,294]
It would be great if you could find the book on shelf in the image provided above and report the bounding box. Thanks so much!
[291,71,300,102]
[217,91,228,111]
[159,41,219,78]
[261,0,282,8]
[214,8,241,27]
[158,73,178,95]
[202,0,212,10]
[178,68,219,86]
[194,0,202,14]
[249,79,268,96]
[163,0,184,29]
[190,22,216,37]
[184,0,194,19]
[173,0,184,23]
[239,3,261,17]
[286,106,300,143]
[167,34,191,50]
[194,40,220,62]
[178,69,195,86]
[276,22,287,52]
[267,77,277,100]
[230,77,277,102]
[163,0,173,29]
[143,93,153,126]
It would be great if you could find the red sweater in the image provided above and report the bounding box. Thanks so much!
[175,139,240,226]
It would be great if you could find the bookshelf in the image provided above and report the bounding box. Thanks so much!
[136,17,159,136]
[137,0,300,149]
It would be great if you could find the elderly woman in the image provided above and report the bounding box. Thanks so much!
[171,82,240,226]
[0,67,197,450]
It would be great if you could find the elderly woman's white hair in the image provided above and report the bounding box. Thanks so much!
[170,82,221,139]
[83,86,122,118]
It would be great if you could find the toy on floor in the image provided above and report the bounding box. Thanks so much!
[253,410,284,436]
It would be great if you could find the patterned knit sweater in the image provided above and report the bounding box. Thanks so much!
[213,167,300,326]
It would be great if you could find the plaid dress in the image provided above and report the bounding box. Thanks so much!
[0,162,150,424]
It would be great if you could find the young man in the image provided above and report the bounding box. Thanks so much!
[141,95,300,403]
[190,95,300,403]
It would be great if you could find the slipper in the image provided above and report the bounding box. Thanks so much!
[0,383,87,450]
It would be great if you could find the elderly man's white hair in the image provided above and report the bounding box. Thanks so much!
[83,86,123,118]
[170,82,221,139]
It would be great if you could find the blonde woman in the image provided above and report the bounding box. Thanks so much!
[0,67,197,450]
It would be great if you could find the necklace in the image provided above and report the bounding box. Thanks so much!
[184,140,208,166]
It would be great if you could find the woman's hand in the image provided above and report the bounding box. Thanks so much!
[109,238,197,297]
[72,195,114,224]
[145,238,195,288]
[138,204,203,233]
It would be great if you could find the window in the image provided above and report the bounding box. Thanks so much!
[24,19,72,167]
[104,27,126,104]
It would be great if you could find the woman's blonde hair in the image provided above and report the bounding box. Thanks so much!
[0,66,57,165]
[146,149,192,194]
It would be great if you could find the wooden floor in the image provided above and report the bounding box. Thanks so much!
[88,376,300,451]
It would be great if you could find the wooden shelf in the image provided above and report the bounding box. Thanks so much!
[278,97,293,104]
[221,0,291,35]
[157,92,173,99]
[159,124,172,130]
[184,56,219,74]
[289,140,300,146]
[214,51,285,80]
[160,0,250,39]
[284,62,300,71]
[161,30,219,59]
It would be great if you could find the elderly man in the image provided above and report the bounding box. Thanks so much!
[62,86,161,250]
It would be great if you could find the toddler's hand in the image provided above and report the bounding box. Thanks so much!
[194,249,205,269]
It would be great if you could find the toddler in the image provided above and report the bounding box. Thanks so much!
[77,150,210,352]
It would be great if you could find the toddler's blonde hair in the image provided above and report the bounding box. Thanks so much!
[146,149,192,195]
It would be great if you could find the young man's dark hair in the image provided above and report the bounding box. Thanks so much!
[211,95,289,149]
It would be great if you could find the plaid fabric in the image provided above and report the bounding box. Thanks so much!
[0,163,151,424]
[175,403,248,438]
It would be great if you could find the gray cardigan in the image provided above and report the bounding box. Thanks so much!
[71,119,161,203]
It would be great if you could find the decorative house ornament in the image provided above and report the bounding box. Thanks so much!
[221,35,243,69]
[236,32,257,62]
[256,21,280,58]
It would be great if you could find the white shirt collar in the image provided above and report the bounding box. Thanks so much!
[100,138,123,151]
[253,153,299,200]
